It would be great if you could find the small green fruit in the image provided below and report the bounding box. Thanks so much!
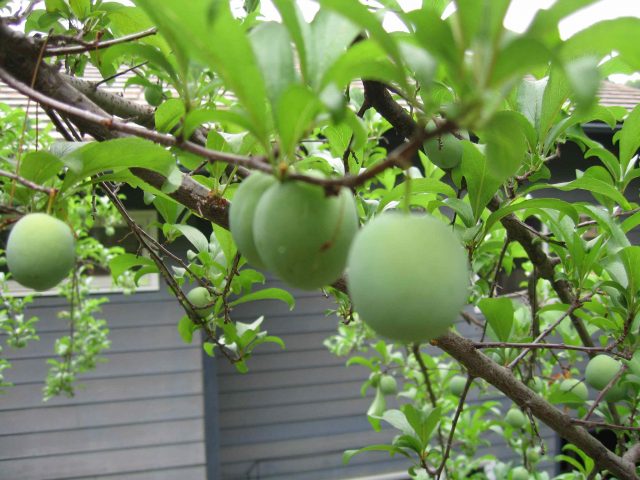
[559,378,588,403]
[347,214,468,343]
[6,213,75,291]
[505,407,526,429]
[254,180,358,290]
[229,172,277,269]
[144,86,163,107]
[585,354,622,391]
[511,466,529,480]
[604,383,627,402]
[530,377,545,393]
[369,372,380,387]
[423,133,463,169]
[527,447,541,463]
[379,374,397,395]
[449,375,467,396]
[187,286,215,318]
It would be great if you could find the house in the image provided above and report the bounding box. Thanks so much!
[1,73,639,479]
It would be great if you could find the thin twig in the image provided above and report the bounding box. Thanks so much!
[0,169,57,194]
[475,341,629,360]
[43,27,157,56]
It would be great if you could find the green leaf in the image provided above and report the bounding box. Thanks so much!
[108,253,157,281]
[319,0,407,91]
[276,85,320,159]
[562,18,640,71]
[343,444,408,465]
[367,387,386,432]
[484,198,579,233]
[135,0,269,142]
[453,0,510,49]
[539,66,571,141]
[491,37,550,86]
[409,8,458,72]
[307,9,360,89]
[19,151,63,185]
[170,224,209,253]
[381,409,416,437]
[322,38,405,91]
[249,22,297,108]
[272,0,310,81]
[619,104,640,172]
[483,111,528,181]
[229,288,295,310]
[203,342,216,356]
[564,56,600,110]
[515,77,547,138]
[531,176,631,210]
[460,141,501,220]
[69,0,90,19]
[478,297,514,342]
[155,98,185,133]
[378,178,456,212]
[527,0,600,44]
[61,138,176,189]
[177,315,196,344]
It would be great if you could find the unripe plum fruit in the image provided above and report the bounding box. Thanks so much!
[511,466,529,480]
[6,213,75,291]
[187,286,215,318]
[253,180,358,290]
[229,172,277,269]
[505,407,526,429]
[585,354,621,391]
[423,133,463,169]
[379,374,397,395]
[559,378,588,403]
[449,375,467,396]
[347,214,469,343]
[144,86,163,107]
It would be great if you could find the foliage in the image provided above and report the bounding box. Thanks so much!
[1,0,640,478]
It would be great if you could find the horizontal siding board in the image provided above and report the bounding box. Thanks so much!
[220,429,398,465]
[219,396,370,428]
[5,347,201,384]
[0,394,203,435]
[0,442,205,480]
[0,371,202,410]
[221,415,374,447]
[79,465,207,480]
[0,418,204,460]
[217,364,368,392]
[222,451,407,479]
[218,379,364,410]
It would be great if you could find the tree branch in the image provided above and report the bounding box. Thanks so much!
[43,27,157,56]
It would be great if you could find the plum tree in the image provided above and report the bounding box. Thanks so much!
[585,355,622,391]
[347,214,468,343]
[229,171,276,269]
[186,287,215,318]
[3,1,640,478]
[6,213,75,291]
[253,180,357,290]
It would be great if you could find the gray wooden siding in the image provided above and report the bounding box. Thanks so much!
[0,290,207,480]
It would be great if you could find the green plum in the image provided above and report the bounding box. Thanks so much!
[347,213,469,343]
[253,180,358,290]
[6,213,75,291]
[187,286,215,318]
[585,354,621,391]
[229,172,277,269]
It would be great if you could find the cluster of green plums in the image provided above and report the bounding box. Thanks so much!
[6,213,75,291]
[227,171,470,343]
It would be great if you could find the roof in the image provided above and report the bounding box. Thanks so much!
[597,80,640,110]
[1,68,639,132]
